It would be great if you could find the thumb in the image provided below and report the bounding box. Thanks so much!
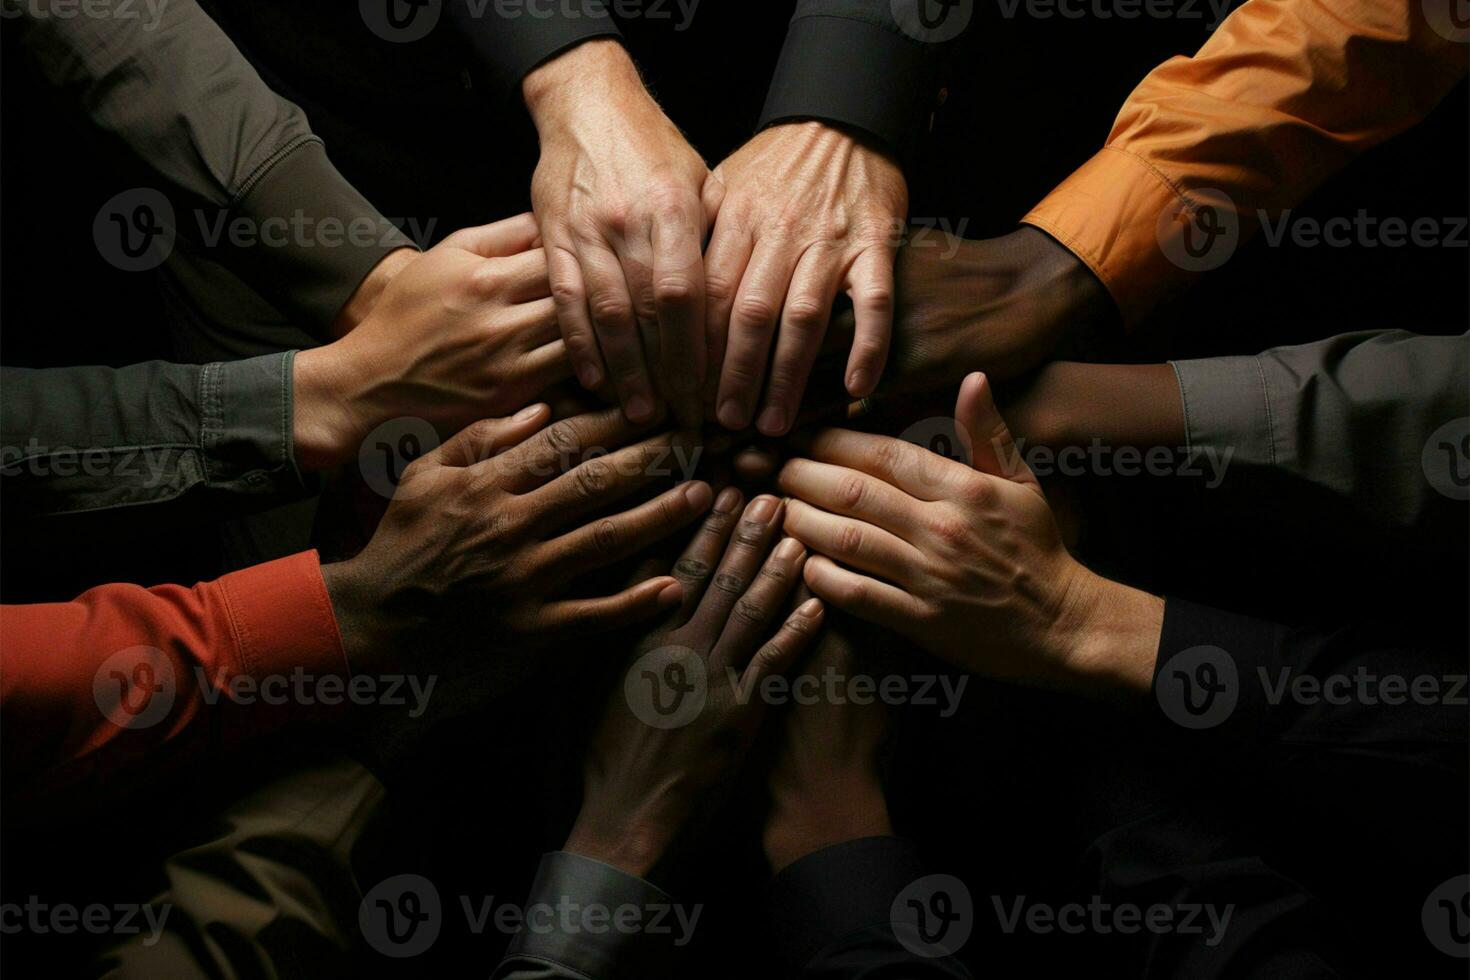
[434,404,552,468]
[441,213,542,259]
[955,372,1042,496]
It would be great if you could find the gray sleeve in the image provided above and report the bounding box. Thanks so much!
[5,0,414,333]
[491,852,690,980]
[1171,330,1470,533]
[0,354,312,516]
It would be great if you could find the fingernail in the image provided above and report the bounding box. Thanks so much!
[746,496,777,524]
[683,481,713,512]
[578,363,603,388]
[797,598,823,618]
[775,537,803,562]
[626,395,654,422]
[757,406,787,436]
[847,370,871,396]
[717,399,746,430]
[514,403,547,422]
[658,581,684,606]
[714,487,742,514]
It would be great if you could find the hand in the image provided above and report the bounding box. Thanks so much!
[778,373,1163,698]
[293,214,568,469]
[705,122,908,436]
[525,39,711,428]
[321,406,716,678]
[825,226,1115,401]
[763,616,892,874]
[566,493,825,878]
[331,246,419,338]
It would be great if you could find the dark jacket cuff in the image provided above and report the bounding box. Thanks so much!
[448,0,623,102]
[1153,598,1283,743]
[498,852,687,980]
[226,140,415,335]
[769,836,926,970]
[758,15,940,170]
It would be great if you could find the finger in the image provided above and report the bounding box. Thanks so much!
[547,243,607,392]
[737,598,826,708]
[802,554,924,634]
[668,486,744,624]
[701,222,753,414]
[478,248,552,305]
[538,575,684,638]
[434,404,553,468]
[798,428,975,502]
[541,481,715,584]
[782,499,924,584]
[519,338,577,391]
[491,406,663,493]
[441,213,541,259]
[580,237,657,423]
[777,458,922,538]
[757,246,844,436]
[651,201,708,429]
[687,494,784,636]
[842,247,896,398]
[524,432,691,533]
[507,296,564,350]
[710,537,807,673]
[716,241,794,430]
[956,371,1043,497]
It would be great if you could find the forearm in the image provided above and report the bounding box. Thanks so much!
[523,38,647,131]
[1004,361,1186,450]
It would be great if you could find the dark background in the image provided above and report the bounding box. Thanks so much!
[3,1,1467,977]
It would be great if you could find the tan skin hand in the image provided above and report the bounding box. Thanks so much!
[526,39,712,429]
[705,121,908,437]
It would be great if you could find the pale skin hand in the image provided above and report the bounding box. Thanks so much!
[778,372,1165,700]
[292,214,570,470]
[524,39,711,429]
[704,121,908,437]
[331,246,420,338]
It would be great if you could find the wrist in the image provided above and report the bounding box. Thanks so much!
[523,39,642,128]
[292,345,369,470]
[333,247,417,339]
[320,558,385,673]
[564,808,673,880]
[764,772,892,874]
[1049,565,1164,701]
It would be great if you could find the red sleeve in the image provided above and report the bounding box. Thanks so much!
[0,551,348,799]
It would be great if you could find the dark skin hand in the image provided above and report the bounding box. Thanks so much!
[567,494,826,879]
[323,406,718,681]
[763,615,893,874]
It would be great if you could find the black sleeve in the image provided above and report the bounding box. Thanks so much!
[770,837,975,978]
[757,0,958,169]
[446,0,623,103]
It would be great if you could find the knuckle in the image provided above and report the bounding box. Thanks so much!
[875,438,911,475]
[782,297,827,332]
[653,275,697,308]
[837,522,865,556]
[574,458,613,498]
[754,641,786,670]
[599,199,633,234]
[855,284,895,316]
[734,518,766,545]
[674,557,713,583]
[546,419,584,456]
[837,476,866,511]
[705,274,737,304]
[550,277,585,306]
[732,597,766,625]
[928,511,972,548]
[697,511,733,537]
[957,474,992,505]
[713,572,745,595]
[592,518,622,555]
[733,295,779,326]
[590,296,634,327]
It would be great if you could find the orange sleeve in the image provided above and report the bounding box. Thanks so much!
[0,551,348,800]
[1022,0,1468,327]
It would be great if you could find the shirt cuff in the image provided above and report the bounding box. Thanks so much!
[214,550,352,737]
[1022,146,1196,329]
[226,139,416,335]
[758,15,939,170]
[203,351,312,499]
[769,836,925,971]
[449,1,623,103]
[1153,597,1281,745]
[1171,354,1277,480]
[500,852,684,980]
